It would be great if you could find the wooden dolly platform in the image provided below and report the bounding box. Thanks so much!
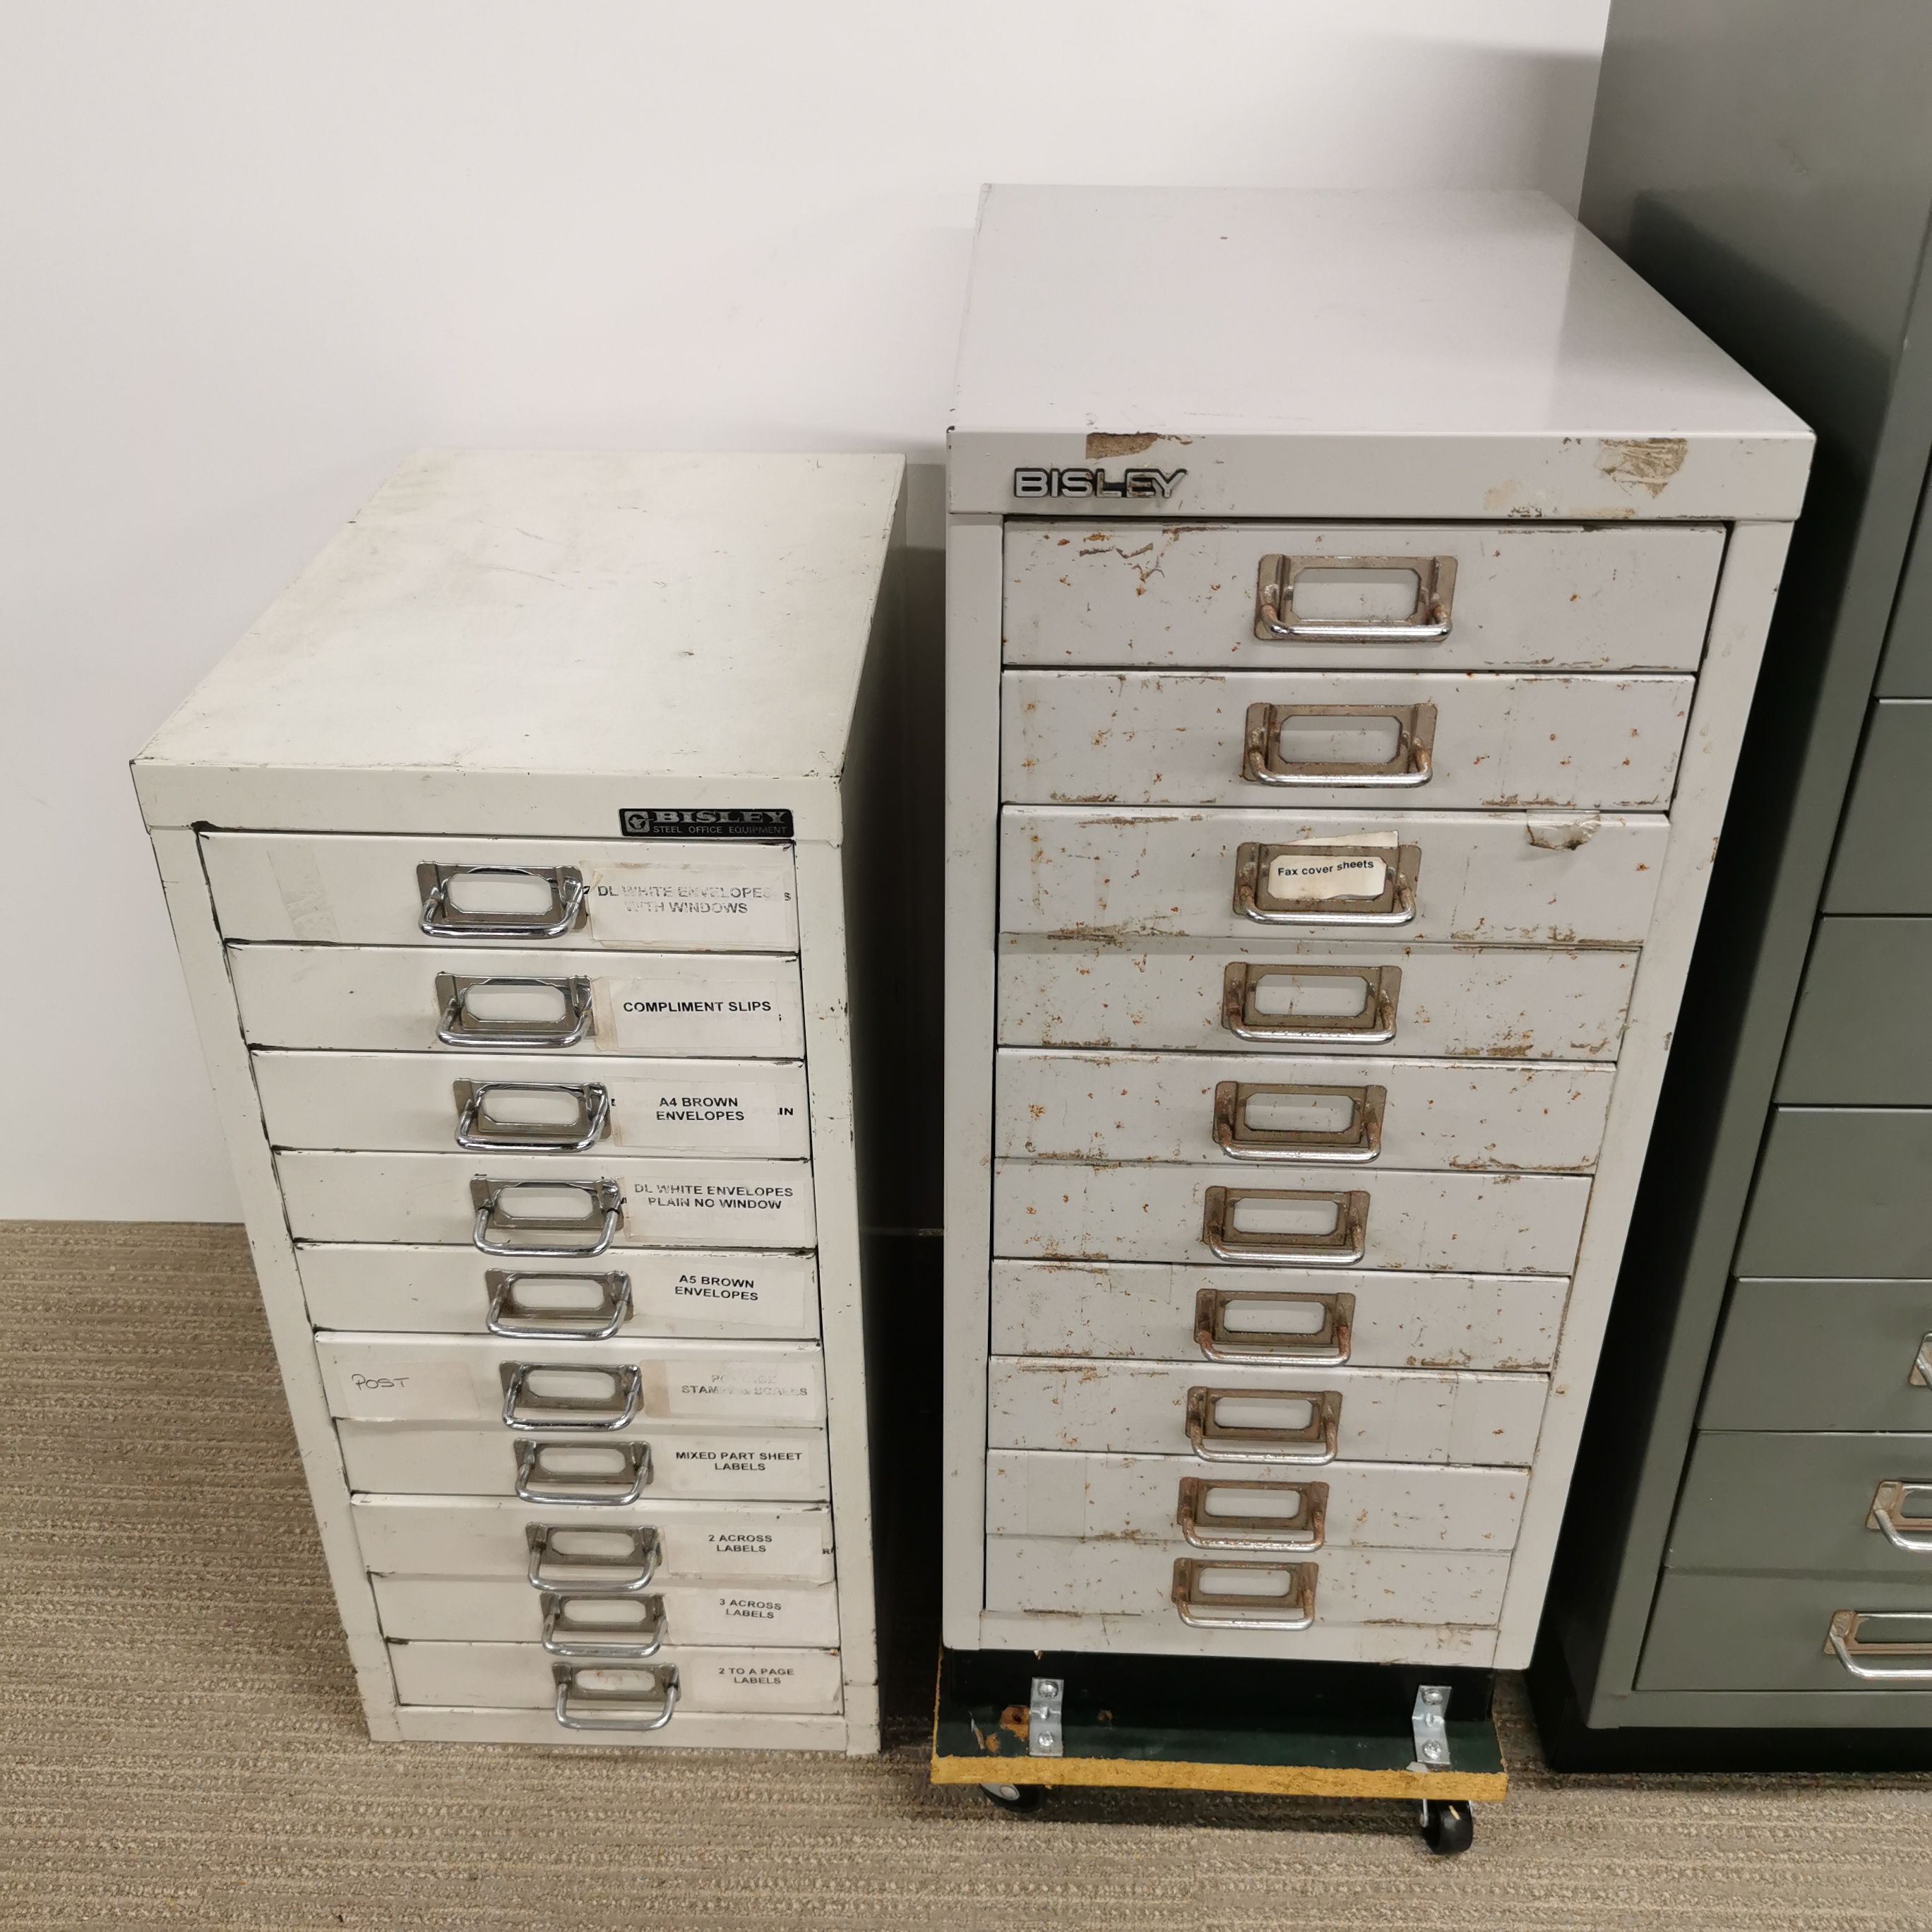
[931,1651,1505,1854]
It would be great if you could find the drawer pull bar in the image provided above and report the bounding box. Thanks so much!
[455,1080,614,1152]
[1212,1083,1385,1165]
[1241,702,1436,788]
[1868,1482,1932,1554]
[501,1362,642,1432]
[1171,1558,1318,1630]
[1193,1289,1354,1364]
[1222,963,1400,1046]
[1234,843,1420,928]
[436,974,595,1049]
[1909,1335,1932,1388]
[516,1440,652,1505]
[1253,554,1456,644]
[1185,1386,1341,1465]
[541,1592,666,1659]
[470,1178,624,1258]
[417,863,588,939]
[1825,1610,1932,1681]
[488,1269,633,1341]
[1176,1477,1328,1553]
[553,1662,679,1731]
[1201,1186,1368,1267]
[526,1522,660,1594]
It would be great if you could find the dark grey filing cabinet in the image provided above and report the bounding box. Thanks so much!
[1534,0,1932,1759]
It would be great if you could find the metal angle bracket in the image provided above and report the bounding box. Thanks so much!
[1027,1676,1065,1758]
[1409,1683,1452,1772]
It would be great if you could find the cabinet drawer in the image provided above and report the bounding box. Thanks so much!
[1823,701,1932,914]
[995,1049,1610,1172]
[1736,1111,1932,1278]
[297,1243,818,1340]
[1002,671,1693,811]
[1777,920,1932,1104]
[993,1161,1588,1275]
[254,1051,811,1159]
[389,1642,843,1715]
[350,1496,835,1583]
[1702,1279,1932,1431]
[1001,809,1667,946]
[227,944,806,1057]
[1003,521,1723,672]
[374,1574,840,1647]
[203,832,798,950]
[989,1260,1564,1370]
[317,1335,824,1429]
[998,938,1636,1061]
[1638,1573,1932,1697]
[987,1450,1526,1550]
[987,1358,1546,1463]
[276,1151,817,1250]
[986,1535,1509,1626]
[1669,1431,1932,1580]
[339,1419,830,1501]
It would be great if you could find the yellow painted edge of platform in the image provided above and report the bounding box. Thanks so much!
[931,1755,1508,1801]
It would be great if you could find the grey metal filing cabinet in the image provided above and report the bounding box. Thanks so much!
[1534,0,1932,1754]
[941,186,1811,1666]
[134,451,902,1751]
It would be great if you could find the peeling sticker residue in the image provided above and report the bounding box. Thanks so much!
[1085,432,1191,459]
[1594,437,1688,498]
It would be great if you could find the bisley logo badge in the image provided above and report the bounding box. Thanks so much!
[1011,466,1186,500]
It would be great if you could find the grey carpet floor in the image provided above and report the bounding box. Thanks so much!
[0,1220,1923,1930]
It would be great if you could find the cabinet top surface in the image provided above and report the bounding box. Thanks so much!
[948,189,1811,518]
[136,451,902,795]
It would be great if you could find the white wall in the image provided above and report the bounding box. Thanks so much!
[0,1,1606,1219]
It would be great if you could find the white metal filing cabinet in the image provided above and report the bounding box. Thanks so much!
[943,189,1814,1667]
[135,451,903,1751]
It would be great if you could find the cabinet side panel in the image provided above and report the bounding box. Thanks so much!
[942,515,1004,1646]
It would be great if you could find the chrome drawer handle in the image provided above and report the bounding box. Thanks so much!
[515,1440,652,1505]
[541,1592,666,1659]
[1910,1336,1932,1388]
[1234,843,1419,928]
[1171,1558,1317,1630]
[1253,554,1456,643]
[470,1178,624,1258]
[1212,1082,1384,1165]
[488,1269,632,1341]
[1193,1288,1353,1364]
[455,1080,613,1152]
[1868,1482,1932,1554]
[553,1662,679,1730]
[1241,702,1436,788]
[417,863,588,939]
[1185,1387,1340,1465]
[1825,1609,1932,1681]
[526,1522,660,1594]
[436,974,595,1049]
[1176,1477,1327,1553]
[501,1362,642,1432]
[1201,1186,1367,1267]
[1221,962,1400,1045]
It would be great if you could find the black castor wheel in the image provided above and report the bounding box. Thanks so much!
[1418,1797,1474,1855]
[980,1782,1048,1813]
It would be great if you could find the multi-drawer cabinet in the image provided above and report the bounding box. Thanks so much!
[942,188,1811,1666]
[134,451,903,1750]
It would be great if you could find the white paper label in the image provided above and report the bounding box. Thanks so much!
[1265,852,1387,902]
[624,1080,785,1155]
[664,1514,825,1578]
[624,1173,812,1241]
[632,1256,813,1330]
[655,1354,821,1423]
[588,855,794,946]
[604,977,793,1053]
